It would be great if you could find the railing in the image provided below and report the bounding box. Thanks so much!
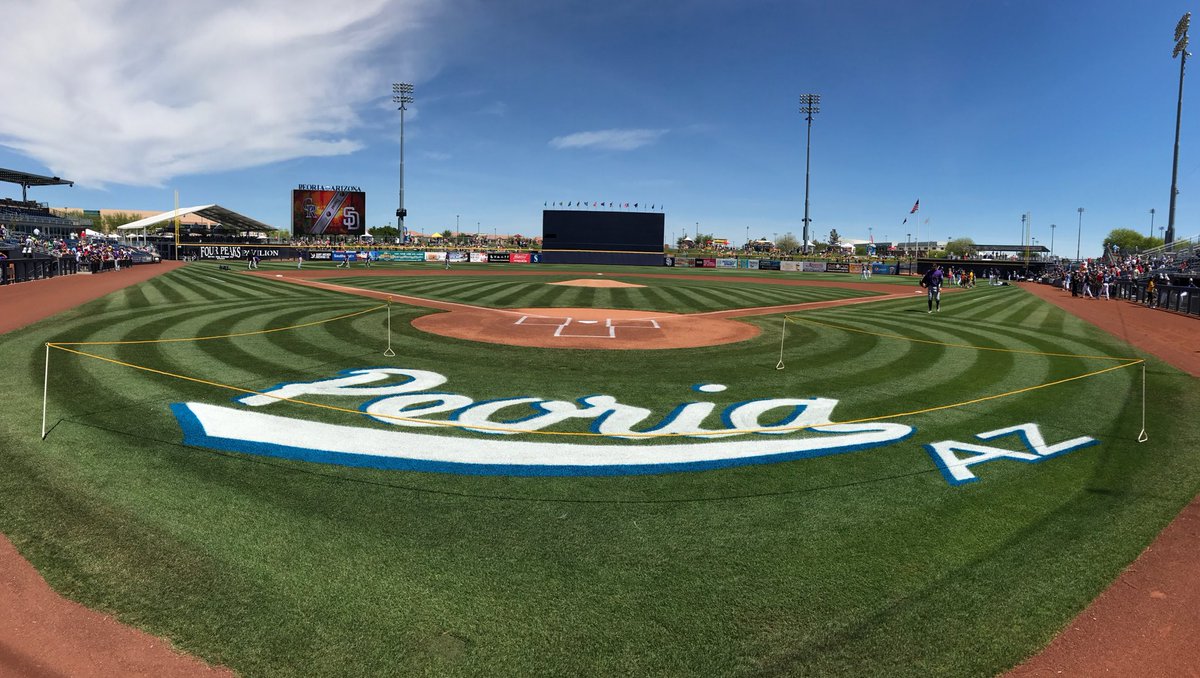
[0,256,77,284]
[1113,280,1200,317]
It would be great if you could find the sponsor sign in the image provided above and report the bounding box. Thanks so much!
[693,258,705,268]
[825,262,850,273]
[448,251,468,263]
[509,252,532,263]
[701,258,716,268]
[716,258,738,269]
[487,252,511,263]
[170,366,1098,483]
[377,250,425,262]
[425,251,446,262]
[781,261,800,272]
[801,261,827,273]
[198,246,245,260]
[758,259,781,271]
[331,250,357,262]
[872,263,897,275]
[745,259,760,270]
[470,252,488,263]
[663,256,676,267]
[308,250,333,261]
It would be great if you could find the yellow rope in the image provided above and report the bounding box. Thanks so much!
[47,302,1142,439]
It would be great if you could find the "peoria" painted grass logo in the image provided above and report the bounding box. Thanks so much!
[171,367,1097,484]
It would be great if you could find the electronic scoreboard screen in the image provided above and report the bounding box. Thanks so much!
[541,210,664,252]
[291,186,365,236]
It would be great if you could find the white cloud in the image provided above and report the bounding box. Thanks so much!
[549,128,667,151]
[0,0,439,187]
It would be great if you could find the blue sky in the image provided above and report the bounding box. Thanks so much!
[2,0,1197,256]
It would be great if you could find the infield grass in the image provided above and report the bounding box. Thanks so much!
[0,260,1196,677]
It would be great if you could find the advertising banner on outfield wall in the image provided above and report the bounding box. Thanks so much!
[307,250,333,261]
[377,250,425,262]
[470,252,488,263]
[745,259,760,270]
[449,251,469,263]
[825,262,850,273]
[758,259,781,270]
[425,251,446,262]
[487,252,510,262]
[509,252,532,263]
[872,263,898,275]
[716,258,738,269]
[702,258,717,268]
[802,261,827,273]
[331,250,357,262]
[663,256,676,267]
[199,246,285,260]
[780,261,800,272]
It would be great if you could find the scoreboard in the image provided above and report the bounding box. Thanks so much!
[292,184,365,236]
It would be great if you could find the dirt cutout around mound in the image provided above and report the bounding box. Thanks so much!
[548,277,646,288]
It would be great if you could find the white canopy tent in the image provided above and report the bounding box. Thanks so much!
[116,205,275,238]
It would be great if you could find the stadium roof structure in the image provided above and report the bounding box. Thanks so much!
[972,244,1049,253]
[116,205,275,233]
[0,168,74,201]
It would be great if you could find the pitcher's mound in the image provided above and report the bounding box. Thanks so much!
[549,278,646,288]
[412,307,759,349]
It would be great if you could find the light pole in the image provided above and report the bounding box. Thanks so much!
[392,82,414,242]
[1050,223,1056,259]
[906,232,911,257]
[1167,12,1190,246]
[1021,213,1030,268]
[799,93,821,254]
[1076,207,1084,261]
[1149,208,1156,238]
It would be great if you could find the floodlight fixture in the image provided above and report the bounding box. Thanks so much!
[799,93,821,254]
[1168,14,1189,246]
[393,82,415,237]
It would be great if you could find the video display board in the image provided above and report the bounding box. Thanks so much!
[292,185,365,236]
[541,210,664,253]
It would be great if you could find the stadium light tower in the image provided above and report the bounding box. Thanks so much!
[1050,223,1056,259]
[799,93,821,255]
[1167,12,1190,246]
[393,82,414,242]
[1076,207,1084,261]
[1149,208,1156,238]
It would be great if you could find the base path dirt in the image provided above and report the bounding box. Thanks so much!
[0,261,234,677]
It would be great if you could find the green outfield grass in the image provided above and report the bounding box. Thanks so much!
[0,260,1196,677]
[332,272,881,312]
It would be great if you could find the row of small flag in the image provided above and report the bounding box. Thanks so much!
[544,201,663,210]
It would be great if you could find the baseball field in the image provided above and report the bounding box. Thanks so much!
[1,259,1197,676]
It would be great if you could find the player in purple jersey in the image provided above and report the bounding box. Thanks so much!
[920,264,944,313]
